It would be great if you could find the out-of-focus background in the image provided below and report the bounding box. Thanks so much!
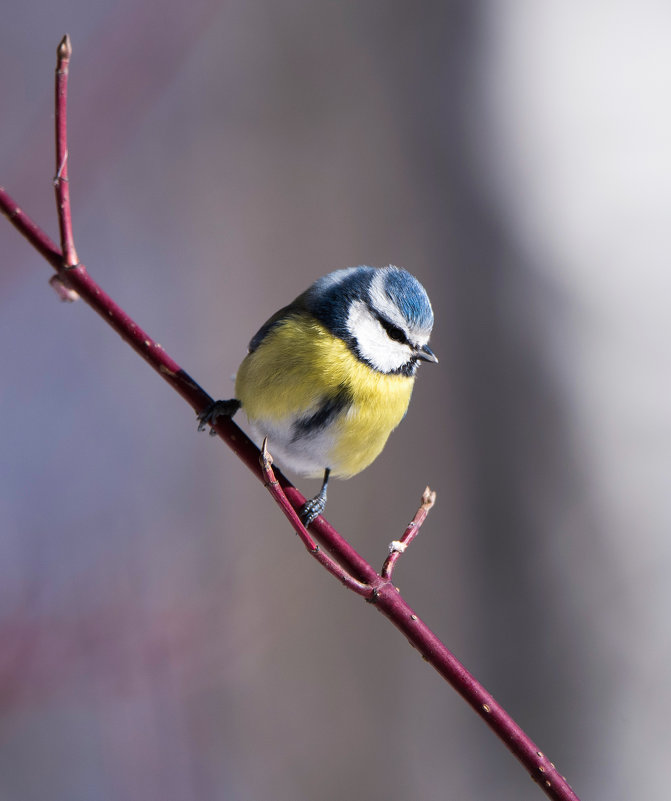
[2,2,670,800]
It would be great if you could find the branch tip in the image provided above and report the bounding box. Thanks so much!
[260,436,273,470]
[421,486,437,509]
[57,35,72,62]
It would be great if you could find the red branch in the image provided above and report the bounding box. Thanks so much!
[0,36,582,801]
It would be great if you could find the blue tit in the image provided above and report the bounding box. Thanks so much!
[199,265,437,525]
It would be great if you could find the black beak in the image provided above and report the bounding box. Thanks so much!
[416,344,438,364]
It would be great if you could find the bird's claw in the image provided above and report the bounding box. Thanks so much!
[299,495,326,527]
[197,399,241,435]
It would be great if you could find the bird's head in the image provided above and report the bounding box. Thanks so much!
[306,265,437,375]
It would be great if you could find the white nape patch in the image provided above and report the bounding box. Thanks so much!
[346,299,413,373]
[368,268,432,346]
[313,266,359,293]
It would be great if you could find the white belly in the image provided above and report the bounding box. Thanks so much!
[247,416,338,478]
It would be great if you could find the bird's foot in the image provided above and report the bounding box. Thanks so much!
[299,468,330,527]
[299,493,327,528]
[197,399,241,436]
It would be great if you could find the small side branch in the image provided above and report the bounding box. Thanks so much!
[54,34,78,267]
[381,486,436,580]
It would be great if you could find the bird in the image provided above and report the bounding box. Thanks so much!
[198,265,437,526]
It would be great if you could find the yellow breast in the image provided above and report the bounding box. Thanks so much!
[235,315,415,477]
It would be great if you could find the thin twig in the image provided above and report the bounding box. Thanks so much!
[381,486,436,580]
[260,440,370,596]
[54,34,78,267]
[0,37,582,801]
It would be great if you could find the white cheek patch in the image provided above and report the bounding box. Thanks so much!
[346,299,412,372]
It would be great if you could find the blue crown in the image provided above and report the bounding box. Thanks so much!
[306,265,433,339]
[380,267,434,331]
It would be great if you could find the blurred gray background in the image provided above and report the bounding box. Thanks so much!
[2,2,670,800]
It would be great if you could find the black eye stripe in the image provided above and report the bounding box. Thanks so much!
[376,315,408,344]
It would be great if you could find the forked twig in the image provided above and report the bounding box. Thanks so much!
[0,36,581,801]
[260,440,370,596]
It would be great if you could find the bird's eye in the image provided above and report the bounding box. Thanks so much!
[378,317,407,344]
